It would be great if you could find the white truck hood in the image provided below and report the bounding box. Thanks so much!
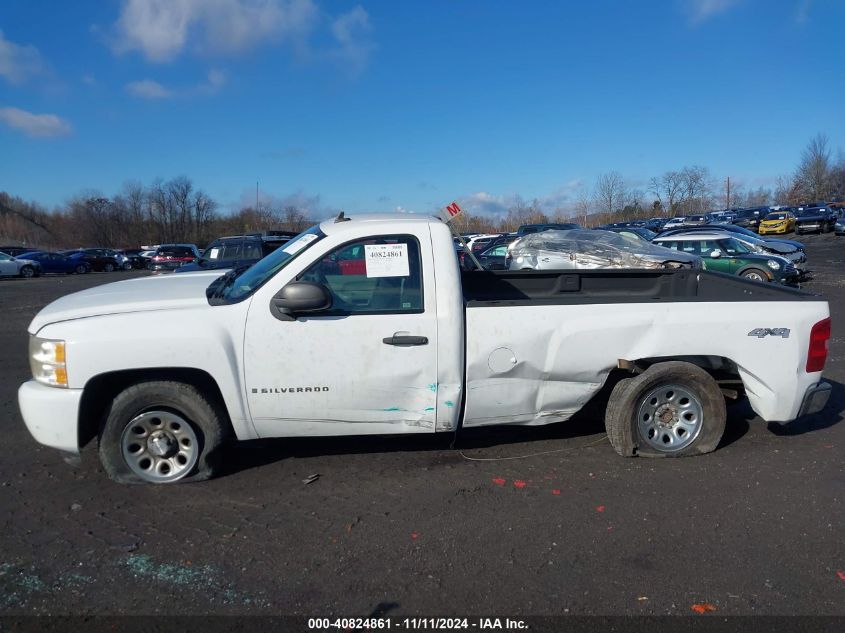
[29,272,224,333]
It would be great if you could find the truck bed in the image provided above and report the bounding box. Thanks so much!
[459,269,825,429]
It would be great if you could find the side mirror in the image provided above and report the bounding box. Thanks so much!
[710,249,722,258]
[270,281,332,321]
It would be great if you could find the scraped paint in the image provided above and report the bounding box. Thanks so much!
[691,603,717,614]
[423,407,435,412]
[492,477,506,486]
[513,480,527,489]
[427,383,438,392]
[445,400,455,407]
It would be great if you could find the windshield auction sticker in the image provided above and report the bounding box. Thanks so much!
[282,233,319,255]
[365,243,409,278]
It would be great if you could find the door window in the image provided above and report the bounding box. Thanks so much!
[298,235,423,315]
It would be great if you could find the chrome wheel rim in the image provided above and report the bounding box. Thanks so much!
[21,267,33,277]
[744,271,764,282]
[120,410,199,483]
[637,384,703,453]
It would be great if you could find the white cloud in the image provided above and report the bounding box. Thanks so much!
[687,0,743,24]
[330,5,374,75]
[125,79,173,99]
[0,29,46,83]
[113,0,319,62]
[198,68,226,93]
[125,70,228,99]
[0,107,72,138]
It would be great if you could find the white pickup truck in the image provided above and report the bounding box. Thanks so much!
[19,214,832,484]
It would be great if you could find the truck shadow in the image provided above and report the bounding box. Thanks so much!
[217,377,843,476]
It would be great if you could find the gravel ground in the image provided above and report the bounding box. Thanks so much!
[0,236,842,618]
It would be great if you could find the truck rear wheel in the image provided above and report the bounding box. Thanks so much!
[605,362,726,458]
[99,381,228,484]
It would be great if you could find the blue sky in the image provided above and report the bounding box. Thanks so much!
[1,0,843,217]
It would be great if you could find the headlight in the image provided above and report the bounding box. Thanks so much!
[767,260,781,271]
[29,336,68,387]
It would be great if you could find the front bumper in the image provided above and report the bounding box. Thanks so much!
[759,225,787,234]
[18,380,83,454]
[797,381,831,417]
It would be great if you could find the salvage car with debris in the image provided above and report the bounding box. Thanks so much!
[507,229,701,271]
[19,213,832,483]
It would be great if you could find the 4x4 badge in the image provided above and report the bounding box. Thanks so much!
[748,328,790,339]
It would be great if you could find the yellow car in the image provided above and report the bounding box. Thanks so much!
[758,211,796,235]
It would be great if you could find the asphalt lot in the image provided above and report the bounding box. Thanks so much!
[0,236,843,618]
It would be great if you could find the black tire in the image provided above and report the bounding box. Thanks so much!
[103,262,115,273]
[19,265,35,278]
[605,361,726,458]
[75,264,87,274]
[99,381,229,484]
[741,268,768,283]
[122,261,133,271]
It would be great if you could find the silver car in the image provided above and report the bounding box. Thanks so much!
[508,229,701,271]
[0,251,42,278]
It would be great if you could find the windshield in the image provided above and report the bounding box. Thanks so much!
[212,225,326,303]
[765,213,787,220]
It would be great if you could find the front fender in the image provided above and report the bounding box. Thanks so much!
[35,303,257,441]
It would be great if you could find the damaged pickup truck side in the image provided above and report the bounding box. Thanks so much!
[19,213,832,484]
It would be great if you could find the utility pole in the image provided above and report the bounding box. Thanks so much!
[726,176,731,210]
[256,181,259,211]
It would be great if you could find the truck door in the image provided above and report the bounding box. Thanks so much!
[243,231,439,437]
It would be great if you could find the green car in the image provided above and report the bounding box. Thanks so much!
[653,233,799,285]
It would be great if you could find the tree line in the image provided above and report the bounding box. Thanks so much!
[1,134,843,248]
[0,177,312,250]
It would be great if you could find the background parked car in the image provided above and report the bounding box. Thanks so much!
[475,243,510,270]
[758,211,796,235]
[175,232,295,273]
[117,248,151,269]
[0,246,38,257]
[794,207,838,234]
[16,251,91,274]
[0,251,41,278]
[148,244,200,272]
[516,222,580,236]
[656,224,805,253]
[508,229,701,271]
[61,249,122,272]
[598,226,657,241]
[835,216,844,236]
[662,217,687,230]
[731,207,767,231]
[653,233,797,285]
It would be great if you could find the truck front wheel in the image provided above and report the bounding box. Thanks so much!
[99,381,228,484]
[605,362,726,458]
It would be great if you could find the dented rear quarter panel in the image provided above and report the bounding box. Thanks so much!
[463,299,829,426]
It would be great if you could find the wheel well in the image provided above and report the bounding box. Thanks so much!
[617,356,744,399]
[78,368,232,449]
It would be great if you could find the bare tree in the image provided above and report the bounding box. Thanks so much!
[795,133,832,202]
[649,171,685,216]
[593,172,626,216]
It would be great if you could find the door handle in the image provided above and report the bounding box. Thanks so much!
[383,335,428,346]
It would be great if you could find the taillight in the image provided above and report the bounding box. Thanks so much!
[806,317,831,372]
